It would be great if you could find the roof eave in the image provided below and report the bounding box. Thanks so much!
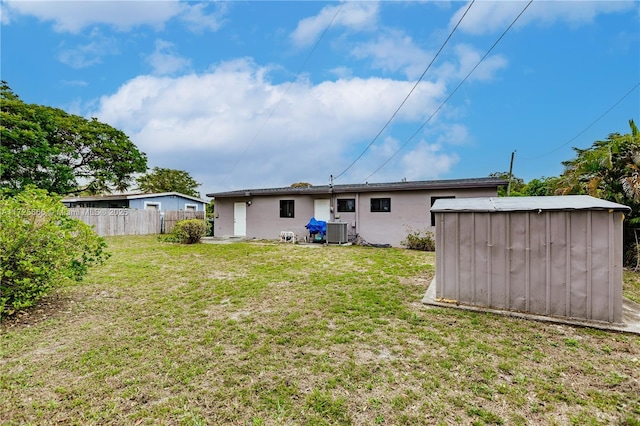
[62,192,207,204]
[207,178,508,199]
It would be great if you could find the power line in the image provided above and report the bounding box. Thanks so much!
[221,2,345,186]
[332,0,476,181]
[520,81,640,160]
[361,0,534,183]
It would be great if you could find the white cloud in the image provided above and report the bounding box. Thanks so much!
[400,141,459,181]
[0,2,12,25]
[452,44,508,82]
[341,136,404,184]
[344,136,460,184]
[431,43,507,84]
[91,59,457,191]
[2,0,229,34]
[329,66,353,79]
[56,29,119,68]
[451,0,637,35]
[351,29,432,80]
[3,0,183,33]
[179,2,227,33]
[61,80,89,87]
[146,39,191,75]
[435,123,471,146]
[290,2,379,47]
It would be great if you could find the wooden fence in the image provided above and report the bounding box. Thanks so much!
[67,209,205,236]
[163,210,205,234]
[67,208,160,236]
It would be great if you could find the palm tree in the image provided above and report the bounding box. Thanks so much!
[556,119,640,266]
[556,119,640,203]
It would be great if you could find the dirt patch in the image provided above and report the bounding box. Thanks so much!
[0,289,78,331]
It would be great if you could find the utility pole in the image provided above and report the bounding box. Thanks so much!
[507,151,515,196]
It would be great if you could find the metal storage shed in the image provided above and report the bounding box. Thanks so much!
[428,195,630,324]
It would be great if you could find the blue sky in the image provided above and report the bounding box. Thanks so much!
[1,1,638,197]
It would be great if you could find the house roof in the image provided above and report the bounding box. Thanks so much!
[61,192,207,204]
[206,177,508,198]
[431,195,631,213]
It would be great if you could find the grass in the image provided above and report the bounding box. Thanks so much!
[624,271,640,304]
[1,235,639,425]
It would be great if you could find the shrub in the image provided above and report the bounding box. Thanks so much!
[168,219,209,244]
[0,187,109,318]
[401,228,435,251]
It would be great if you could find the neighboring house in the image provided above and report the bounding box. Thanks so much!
[206,178,507,246]
[61,192,207,213]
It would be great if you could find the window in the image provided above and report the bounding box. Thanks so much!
[280,200,295,218]
[145,202,161,211]
[337,198,355,213]
[430,196,455,226]
[185,204,197,211]
[371,198,391,212]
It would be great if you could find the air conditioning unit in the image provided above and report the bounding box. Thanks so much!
[326,222,348,244]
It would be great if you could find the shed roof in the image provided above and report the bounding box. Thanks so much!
[61,192,207,204]
[431,195,631,213]
[206,177,507,198]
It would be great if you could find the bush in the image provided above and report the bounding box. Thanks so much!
[168,219,209,244]
[401,228,435,251]
[0,187,109,318]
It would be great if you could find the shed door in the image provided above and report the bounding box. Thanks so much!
[314,199,330,222]
[234,202,246,236]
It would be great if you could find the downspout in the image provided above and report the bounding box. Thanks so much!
[329,174,334,222]
[355,192,359,237]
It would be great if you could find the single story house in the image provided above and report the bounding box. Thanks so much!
[61,192,208,213]
[206,177,507,246]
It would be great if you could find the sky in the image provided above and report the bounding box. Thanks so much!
[1,0,639,198]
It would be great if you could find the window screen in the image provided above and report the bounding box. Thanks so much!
[337,198,356,212]
[371,198,391,212]
[280,200,295,218]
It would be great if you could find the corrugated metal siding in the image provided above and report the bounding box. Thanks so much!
[435,209,625,323]
[432,195,631,212]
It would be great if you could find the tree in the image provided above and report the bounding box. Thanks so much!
[522,176,561,196]
[0,81,147,195]
[206,200,215,218]
[291,182,312,188]
[136,167,201,197]
[556,119,640,265]
[489,172,525,196]
[556,120,640,205]
[0,83,63,194]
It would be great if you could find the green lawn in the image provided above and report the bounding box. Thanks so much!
[1,236,639,425]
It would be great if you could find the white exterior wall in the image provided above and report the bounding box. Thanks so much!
[213,187,498,244]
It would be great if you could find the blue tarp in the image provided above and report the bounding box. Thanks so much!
[305,217,326,237]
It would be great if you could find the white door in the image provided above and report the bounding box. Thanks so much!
[314,199,331,222]
[234,202,247,236]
